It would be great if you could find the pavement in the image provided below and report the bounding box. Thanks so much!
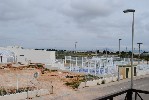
[32,75,149,100]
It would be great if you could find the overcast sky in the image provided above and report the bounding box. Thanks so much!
[0,0,149,51]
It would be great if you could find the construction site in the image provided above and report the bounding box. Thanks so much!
[0,63,86,99]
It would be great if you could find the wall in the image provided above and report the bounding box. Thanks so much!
[119,67,126,79]
[4,46,55,64]
[119,66,137,79]
[0,89,49,100]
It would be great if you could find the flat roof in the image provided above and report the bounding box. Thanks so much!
[118,64,137,67]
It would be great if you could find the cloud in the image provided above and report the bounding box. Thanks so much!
[0,0,148,50]
[60,0,122,21]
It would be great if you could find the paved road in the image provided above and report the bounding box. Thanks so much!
[33,75,149,100]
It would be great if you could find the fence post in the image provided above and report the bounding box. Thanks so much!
[126,89,133,100]
[50,86,53,94]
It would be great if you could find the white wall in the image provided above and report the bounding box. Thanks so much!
[1,46,55,64]
[0,89,49,100]
[0,48,15,63]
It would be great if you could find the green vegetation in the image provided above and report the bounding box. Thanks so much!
[65,81,80,89]
[56,50,99,59]
[44,68,50,71]
[36,64,44,68]
[0,87,36,96]
[64,74,100,89]
[85,74,100,81]
[65,75,86,89]
[50,70,58,72]
[0,89,7,96]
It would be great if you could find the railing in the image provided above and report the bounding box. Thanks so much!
[94,88,149,100]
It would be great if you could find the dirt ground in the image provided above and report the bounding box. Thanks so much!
[0,65,84,96]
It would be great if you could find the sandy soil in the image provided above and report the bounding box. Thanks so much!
[0,66,81,97]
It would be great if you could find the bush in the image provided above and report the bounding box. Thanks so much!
[0,89,7,96]
[86,74,100,81]
[65,81,80,89]
[44,68,50,71]
[97,82,100,85]
[51,70,57,72]
[37,64,43,68]
[101,80,105,84]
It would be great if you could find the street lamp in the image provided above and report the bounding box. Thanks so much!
[75,42,78,53]
[119,39,122,58]
[118,39,122,81]
[126,47,128,58]
[137,43,143,64]
[123,9,135,89]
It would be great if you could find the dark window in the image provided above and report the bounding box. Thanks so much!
[126,68,129,78]
[20,55,24,56]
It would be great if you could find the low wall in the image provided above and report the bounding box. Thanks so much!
[137,70,147,76]
[0,89,49,100]
[86,80,97,87]
[78,75,123,88]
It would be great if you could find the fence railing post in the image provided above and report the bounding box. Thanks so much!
[126,89,133,100]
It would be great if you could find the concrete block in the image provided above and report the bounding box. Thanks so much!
[112,77,117,82]
[120,75,123,80]
[109,77,113,82]
[78,82,85,89]
[105,77,112,83]
[93,80,99,84]
[97,79,102,85]
[104,78,108,83]
[86,80,97,87]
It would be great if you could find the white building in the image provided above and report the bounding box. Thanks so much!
[0,49,15,63]
[0,46,55,65]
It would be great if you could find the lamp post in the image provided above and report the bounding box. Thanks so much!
[123,9,135,89]
[137,43,143,64]
[118,39,122,81]
[126,47,128,58]
[75,42,77,53]
[119,39,122,58]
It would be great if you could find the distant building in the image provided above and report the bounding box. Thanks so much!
[119,65,137,79]
[141,52,149,56]
[0,46,55,65]
[0,49,15,63]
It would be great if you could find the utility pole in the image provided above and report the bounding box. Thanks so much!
[126,47,128,58]
[75,42,77,53]
[123,8,135,89]
[137,43,143,64]
[119,39,122,58]
[118,39,122,81]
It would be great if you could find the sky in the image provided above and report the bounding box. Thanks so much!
[0,0,149,51]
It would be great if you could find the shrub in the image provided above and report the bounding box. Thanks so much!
[51,70,57,72]
[87,74,100,80]
[37,64,43,68]
[0,89,7,96]
[65,81,80,89]
[101,80,105,84]
[97,82,100,85]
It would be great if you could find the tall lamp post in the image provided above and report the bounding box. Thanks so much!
[75,42,78,53]
[118,39,122,81]
[137,43,143,64]
[119,39,122,58]
[123,9,135,89]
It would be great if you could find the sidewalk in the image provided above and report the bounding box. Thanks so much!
[88,74,149,89]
